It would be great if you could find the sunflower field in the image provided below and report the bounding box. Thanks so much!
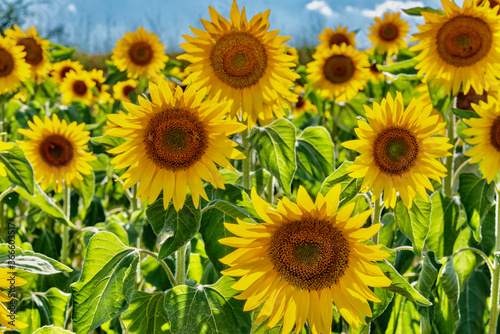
[1,0,500,333]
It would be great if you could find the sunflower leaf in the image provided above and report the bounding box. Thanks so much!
[90,135,127,149]
[320,161,362,206]
[33,326,75,334]
[451,107,481,120]
[122,291,169,334]
[377,59,419,75]
[0,244,72,274]
[296,126,335,183]
[76,171,95,209]
[248,118,297,195]
[402,7,445,16]
[0,143,35,195]
[432,259,460,333]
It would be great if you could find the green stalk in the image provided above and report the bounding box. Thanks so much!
[139,249,177,287]
[488,183,500,334]
[242,129,251,189]
[265,175,274,204]
[372,196,382,244]
[61,182,71,265]
[443,104,455,197]
[176,243,188,286]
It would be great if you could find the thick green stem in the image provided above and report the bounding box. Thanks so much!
[176,243,188,286]
[61,183,71,265]
[139,249,177,287]
[265,175,274,204]
[488,184,500,334]
[242,129,251,189]
[443,106,455,197]
[372,196,382,244]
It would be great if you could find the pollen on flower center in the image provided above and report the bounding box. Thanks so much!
[379,23,399,41]
[129,41,153,66]
[39,135,74,167]
[269,217,350,290]
[373,127,419,175]
[0,49,14,77]
[145,109,208,171]
[489,117,500,151]
[323,55,355,84]
[17,37,43,65]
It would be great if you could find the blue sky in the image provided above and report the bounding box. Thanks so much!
[26,0,446,54]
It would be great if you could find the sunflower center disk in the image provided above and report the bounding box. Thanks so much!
[295,96,305,109]
[269,217,350,291]
[122,85,135,98]
[59,66,74,81]
[72,80,88,96]
[0,48,15,77]
[489,117,500,151]
[129,42,153,66]
[379,23,399,41]
[456,88,488,110]
[329,34,350,47]
[210,32,267,89]
[323,55,355,84]
[437,15,492,67]
[373,127,419,175]
[17,37,43,65]
[145,109,208,171]
[39,135,74,167]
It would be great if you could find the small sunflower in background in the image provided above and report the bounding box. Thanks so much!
[455,79,499,110]
[343,92,452,208]
[219,186,391,332]
[51,59,83,85]
[113,79,138,103]
[88,68,112,104]
[0,268,28,331]
[111,27,168,79]
[307,44,370,101]
[318,25,357,50]
[0,141,13,177]
[284,45,300,65]
[411,0,500,95]
[292,85,317,117]
[368,62,385,83]
[368,13,409,57]
[4,25,51,82]
[178,0,299,129]
[105,80,246,211]
[477,0,500,12]
[463,96,500,182]
[0,35,30,95]
[17,114,95,193]
[60,70,96,106]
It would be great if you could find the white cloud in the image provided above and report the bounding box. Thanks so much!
[345,6,356,12]
[361,1,424,17]
[67,4,77,13]
[306,1,338,18]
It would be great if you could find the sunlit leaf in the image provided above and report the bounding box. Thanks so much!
[122,291,169,334]
[395,194,432,256]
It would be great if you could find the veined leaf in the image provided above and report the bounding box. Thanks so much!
[395,194,432,256]
[320,161,362,205]
[402,7,445,16]
[77,171,95,209]
[296,126,334,182]
[90,135,127,149]
[0,245,71,274]
[457,264,490,333]
[33,326,75,334]
[0,143,34,195]
[377,59,419,75]
[122,291,169,334]
[433,259,460,333]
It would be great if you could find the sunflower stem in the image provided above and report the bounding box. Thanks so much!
[372,197,382,244]
[443,103,455,197]
[265,175,274,204]
[330,100,338,169]
[488,183,500,334]
[139,249,177,287]
[242,129,251,189]
[176,242,188,286]
[61,182,71,265]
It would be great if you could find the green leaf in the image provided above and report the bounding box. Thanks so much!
[377,59,419,75]
[33,325,75,334]
[402,7,445,15]
[17,293,51,334]
[0,143,34,195]
[248,118,297,195]
[433,260,460,333]
[395,194,432,256]
[427,192,467,257]
[458,173,495,242]
[296,126,334,182]
[418,251,442,300]
[146,196,201,260]
[0,244,72,274]
[385,294,421,333]
[90,135,127,149]
[377,260,432,306]
[122,291,169,334]
[39,288,71,328]
[457,264,490,333]
[320,161,362,205]
[77,171,95,209]
[452,107,480,120]
[16,183,72,227]
[48,43,76,62]
[163,276,252,334]
[71,232,139,334]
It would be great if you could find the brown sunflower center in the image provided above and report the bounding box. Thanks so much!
[436,15,492,67]
[92,79,102,93]
[489,117,500,151]
[370,63,380,74]
[296,96,305,109]
[210,32,267,89]
[17,37,43,65]
[72,80,87,96]
[269,217,350,290]
[0,48,15,77]
[373,127,419,175]
[456,88,488,110]
[477,0,500,8]
[129,42,153,66]
[145,108,208,171]
[59,66,74,81]
[323,55,355,84]
[122,85,135,98]
[379,23,399,41]
[39,135,74,167]
[329,33,350,47]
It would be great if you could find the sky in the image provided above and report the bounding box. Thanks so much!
[24,0,446,54]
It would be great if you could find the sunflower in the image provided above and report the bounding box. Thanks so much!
[342,92,452,208]
[219,185,391,332]
[477,0,500,13]
[0,268,28,330]
[88,68,112,104]
[4,25,51,82]
[462,96,500,182]
[51,60,83,85]
[178,0,299,129]
[292,85,317,117]
[17,114,96,193]
[105,80,246,211]
[285,45,300,65]
[456,79,499,110]
[318,25,357,51]
[368,13,409,57]
[0,36,30,95]
[410,0,500,95]
[59,70,96,106]
[0,141,13,177]
[368,62,385,83]
[113,79,138,103]
[307,44,370,101]
[111,27,168,79]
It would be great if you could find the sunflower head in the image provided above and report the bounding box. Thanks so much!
[178,0,299,129]
[112,79,138,103]
[60,70,96,106]
[318,25,357,51]
[219,185,391,332]
[368,12,409,57]
[105,79,246,210]
[51,60,83,85]
[307,43,370,101]
[411,0,500,95]
[0,35,31,95]
[111,27,168,79]
[0,268,28,330]
[4,25,51,82]
[292,85,318,117]
[88,68,112,104]
[343,92,452,208]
